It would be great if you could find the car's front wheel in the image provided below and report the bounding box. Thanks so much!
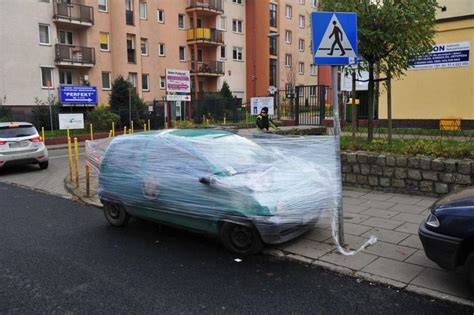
[39,161,49,170]
[220,221,263,255]
[466,251,474,288]
[103,202,130,227]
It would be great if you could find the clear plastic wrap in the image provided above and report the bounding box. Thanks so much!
[86,129,375,253]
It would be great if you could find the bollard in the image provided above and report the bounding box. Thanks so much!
[148,119,151,131]
[124,126,127,135]
[90,124,94,141]
[85,163,90,197]
[67,136,73,182]
[143,123,146,132]
[66,128,70,140]
[224,113,226,125]
[108,130,112,138]
[41,127,45,143]
[73,137,79,188]
[131,121,134,134]
[112,122,115,137]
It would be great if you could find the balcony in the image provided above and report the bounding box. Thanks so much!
[189,60,224,76]
[126,10,134,25]
[53,2,93,27]
[55,44,95,67]
[186,0,223,16]
[187,28,224,46]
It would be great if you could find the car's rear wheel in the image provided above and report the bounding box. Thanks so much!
[39,161,49,170]
[220,221,263,255]
[103,202,130,227]
[466,251,474,288]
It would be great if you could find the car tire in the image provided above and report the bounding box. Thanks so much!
[466,251,474,288]
[220,221,264,255]
[103,202,130,227]
[39,161,49,170]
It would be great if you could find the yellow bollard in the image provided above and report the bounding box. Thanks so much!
[41,127,45,143]
[131,121,134,134]
[112,122,115,137]
[144,123,147,132]
[224,113,226,125]
[108,130,112,138]
[67,136,73,182]
[124,126,127,135]
[148,119,151,131]
[85,163,90,197]
[90,124,94,141]
[74,137,80,188]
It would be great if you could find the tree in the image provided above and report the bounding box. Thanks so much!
[109,76,146,127]
[320,0,437,142]
[220,81,233,99]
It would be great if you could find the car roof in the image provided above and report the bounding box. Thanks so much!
[0,122,33,128]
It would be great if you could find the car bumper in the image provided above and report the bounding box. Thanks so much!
[419,222,462,269]
[0,146,48,168]
[253,214,318,245]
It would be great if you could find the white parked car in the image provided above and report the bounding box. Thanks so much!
[0,122,49,169]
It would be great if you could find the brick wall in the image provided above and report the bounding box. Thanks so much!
[341,151,474,197]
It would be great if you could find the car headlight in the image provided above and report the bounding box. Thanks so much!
[426,213,440,228]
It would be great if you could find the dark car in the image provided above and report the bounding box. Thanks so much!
[419,186,474,287]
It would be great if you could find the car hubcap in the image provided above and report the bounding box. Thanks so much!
[108,205,121,220]
[230,226,253,249]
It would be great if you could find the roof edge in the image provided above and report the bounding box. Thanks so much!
[437,14,474,23]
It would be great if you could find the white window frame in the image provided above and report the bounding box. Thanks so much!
[160,76,166,89]
[141,38,149,56]
[128,72,137,87]
[219,45,227,60]
[139,1,147,19]
[299,38,305,52]
[39,24,51,46]
[232,47,243,61]
[298,62,304,75]
[299,15,305,28]
[217,16,227,31]
[178,14,186,30]
[99,32,110,51]
[285,54,292,67]
[300,0,305,4]
[157,9,165,23]
[285,30,292,44]
[98,0,108,12]
[142,74,150,91]
[285,5,292,19]
[59,30,74,45]
[59,70,73,85]
[40,66,54,89]
[158,43,166,56]
[312,0,318,8]
[179,46,186,62]
[102,71,112,90]
[232,0,242,4]
[232,19,243,34]
[310,64,317,76]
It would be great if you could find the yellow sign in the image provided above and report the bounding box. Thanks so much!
[347,98,360,105]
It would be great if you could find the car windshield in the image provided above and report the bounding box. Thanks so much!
[0,126,37,138]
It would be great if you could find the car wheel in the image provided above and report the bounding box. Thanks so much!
[39,161,49,170]
[103,202,130,227]
[220,221,263,255]
[466,251,474,288]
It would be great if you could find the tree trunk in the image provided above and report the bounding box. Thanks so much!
[367,62,374,142]
[387,72,392,143]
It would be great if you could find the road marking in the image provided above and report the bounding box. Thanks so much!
[49,153,85,160]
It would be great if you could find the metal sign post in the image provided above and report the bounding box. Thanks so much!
[312,11,358,246]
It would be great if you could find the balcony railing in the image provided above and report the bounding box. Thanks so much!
[53,2,94,25]
[189,60,225,75]
[186,0,224,13]
[55,44,95,66]
[187,28,224,45]
[126,10,134,25]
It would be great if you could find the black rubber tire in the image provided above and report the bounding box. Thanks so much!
[466,251,474,288]
[39,161,49,170]
[220,221,264,255]
[103,202,130,227]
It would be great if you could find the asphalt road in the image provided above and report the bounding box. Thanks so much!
[1,183,472,314]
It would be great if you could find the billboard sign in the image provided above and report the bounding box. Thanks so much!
[251,97,274,116]
[166,69,191,93]
[166,94,191,101]
[59,85,97,105]
[409,41,470,70]
[58,114,84,130]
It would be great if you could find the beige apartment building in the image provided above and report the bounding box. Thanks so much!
[0,0,319,114]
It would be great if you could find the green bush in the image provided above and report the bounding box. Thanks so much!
[85,108,120,132]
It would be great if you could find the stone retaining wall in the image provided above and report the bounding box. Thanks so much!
[341,151,474,197]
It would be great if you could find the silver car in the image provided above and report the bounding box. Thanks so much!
[0,122,49,169]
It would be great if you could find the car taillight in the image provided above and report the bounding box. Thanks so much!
[0,140,5,145]
[30,137,42,142]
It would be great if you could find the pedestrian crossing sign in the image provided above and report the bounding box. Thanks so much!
[311,12,358,65]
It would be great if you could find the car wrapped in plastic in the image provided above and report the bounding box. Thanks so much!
[95,129,338,254]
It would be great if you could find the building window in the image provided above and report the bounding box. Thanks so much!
[139,1,147,19]
[299,15,305,28]
[285,54,292,67]
[299,39,305,52]
[157,9,165,23]
[285,30,292,44]
[233,47,243,61]
[100,32,110,51]
[102,72,112,90]
[310,64,317,76]
[178,14,185,30]
[39,24,50,45]
[232,0,242,4]
[40,67,54,88]
[141,38,148,55]
[312,0,318,8]
[142,74,150,91]
[98,0,108,12]
[300,0,305,4]
[219,46,227,59]
[127,34,136,63]
[232,19,243,34]
[269,59,277,87]
[269,3,277,28]
[269,37,277,55]
[128,72,137,87]
[158,43,166,56]
[59,31,73,45]
[179,46,186,61]
[298,62,304,75]
[160,76,166,89]
[59,70,72,85]
[217,16,227,31]
[285,5,292,19]
[125,0,134,25]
